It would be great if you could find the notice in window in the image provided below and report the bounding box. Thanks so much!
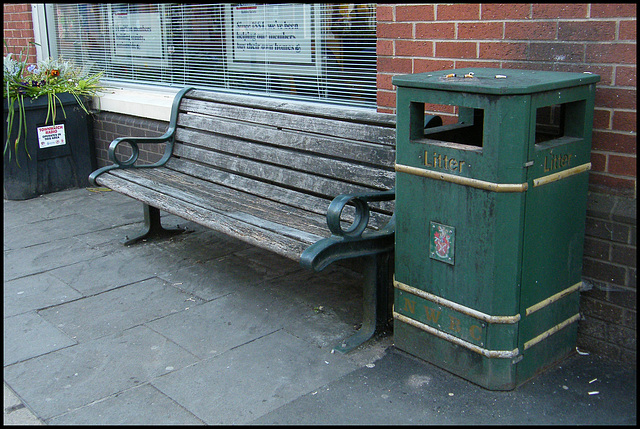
[231,3,314,66]
[37,124,66,149]
[113,12,162,59]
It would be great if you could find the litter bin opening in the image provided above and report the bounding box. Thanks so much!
[412,102,484,149]
[534,100,586,145]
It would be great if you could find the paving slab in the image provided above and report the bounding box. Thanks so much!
[4,383,44,425]
[146,292,284,359]
[46,384,204,425]
[151,329,358,425]
[3,312,76,366]
[3,236,111,281]
[38,277,205,343]
[3,272,83,317]
[3,325,199,420]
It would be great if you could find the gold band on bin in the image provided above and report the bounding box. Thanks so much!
[394,277,521,324]
[525,282,582,316]
[523,313,581,351]
[394,163,528,193]
[393,311,520,359]
[533,163,591,187]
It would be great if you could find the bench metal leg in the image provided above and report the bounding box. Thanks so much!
[123,203,188,245]
[333,252,391,354]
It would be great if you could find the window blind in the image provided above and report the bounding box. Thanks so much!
[48,3,377,108]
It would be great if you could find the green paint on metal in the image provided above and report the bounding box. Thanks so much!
[393,68,600,390]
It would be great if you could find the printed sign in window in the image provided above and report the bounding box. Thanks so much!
[113,12,162,59]
[226,3,320,76]
[37,124,67,149]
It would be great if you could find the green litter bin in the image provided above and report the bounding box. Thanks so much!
[392,68,600,390]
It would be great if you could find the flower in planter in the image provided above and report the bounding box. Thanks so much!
[4,46,105,166]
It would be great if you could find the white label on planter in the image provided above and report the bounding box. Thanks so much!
[37,124,66,149]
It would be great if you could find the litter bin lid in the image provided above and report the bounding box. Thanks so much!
[392,68,600,95]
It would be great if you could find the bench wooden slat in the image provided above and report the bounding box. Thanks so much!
[170,143,395,213]
[96,171,324,254]
[173,127,394,190]
[98,179,313,261]
[176,112,395,167]
[186,89,396,127]
[108,168,331,240]
[180,97,396,146]
[164,157,394,230]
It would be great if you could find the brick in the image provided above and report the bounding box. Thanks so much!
[436,41,476,59]
[395,40,433,57]
[504,21,556,41]
[580,291,628,320]
[377,39,393,56]
[436,3,480,21]
[377,56,411,74]
[589,173,636,197]
[458,22,503,40]
[376,5,394,22]
[479,42,528,61]
[586,42,636,64]
[577,314,607,340]
[532,3,589,19]
[586,216,633,244]
[376,73,394,91]
[528,42,585,62]
[595,87,636,109]
[590,3,637,18]
[608,154,637,177]
[415,22,455,40]
[619,20,637,41]
[615,66,636,87]
[424,103,456,115]
[377,22,412,39]
[413,59,455,74]
[612,243,637,268]
[592,109,611,130]
[396,4,434,22]
[590,152,607,172]
[611,111,637,133]
[554,64,613,85]
[583,236,611,260]
[558,20,616,41]
[455,60,501,70]
[376,90,395,109]
[481,3,531,20]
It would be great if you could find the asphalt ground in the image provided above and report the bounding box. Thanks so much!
[4,187,637,425]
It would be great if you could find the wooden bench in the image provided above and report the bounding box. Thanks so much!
[89,87,396,353]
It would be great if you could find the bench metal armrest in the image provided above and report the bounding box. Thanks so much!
[89,86,194,186]
[300,188,395,272]
[326,188,395,238]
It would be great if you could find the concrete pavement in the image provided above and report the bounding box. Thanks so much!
[4,187,636,425]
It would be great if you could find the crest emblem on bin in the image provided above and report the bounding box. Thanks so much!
[430,221,455,265]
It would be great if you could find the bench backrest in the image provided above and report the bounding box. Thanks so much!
[166,89,396,230]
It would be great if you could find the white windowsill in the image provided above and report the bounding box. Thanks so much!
[92,84,182,122]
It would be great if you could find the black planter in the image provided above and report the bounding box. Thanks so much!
[3,93,96,200]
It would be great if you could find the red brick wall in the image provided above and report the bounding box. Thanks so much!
[377,3,637,198]
[3,3,37,63]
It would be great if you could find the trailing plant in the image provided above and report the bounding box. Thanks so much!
[4,44,105,166]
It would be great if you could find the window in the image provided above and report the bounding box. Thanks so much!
[46,3,377,108]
